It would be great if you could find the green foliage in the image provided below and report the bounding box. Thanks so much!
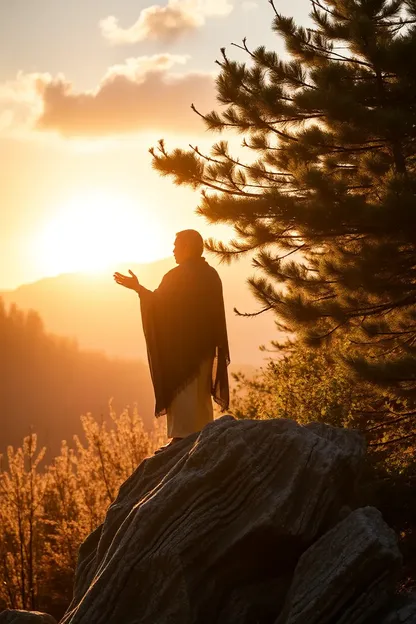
[231,341,416,461]
[0,407,163,618]
[233,341,416,460]
[150,0,416,404]
[232,343,370,427]
[232,342,416,588]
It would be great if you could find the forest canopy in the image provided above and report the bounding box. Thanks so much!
[0,299,153,455]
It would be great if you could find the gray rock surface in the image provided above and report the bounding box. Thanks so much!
[379,594,416,623]
[217,577,290,624]
[60,416,367,624]
[0,611,57,624]
[2,417,406,624]
[277,506,402,624]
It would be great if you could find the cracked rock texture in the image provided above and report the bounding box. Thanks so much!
[276,506,402,624]
[0,611,57,624]
[379,594,416,623]
[1,416,410,624]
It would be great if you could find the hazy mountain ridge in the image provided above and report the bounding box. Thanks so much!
[0,301,154,456]
[1,255,279,366]
[1,256,276,452]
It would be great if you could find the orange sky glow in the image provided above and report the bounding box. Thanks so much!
[0,0,310,290]
[32,190,166,275]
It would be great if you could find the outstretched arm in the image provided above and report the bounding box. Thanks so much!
[113,269,146,294]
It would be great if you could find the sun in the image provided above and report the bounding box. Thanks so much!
[34,190,164,275]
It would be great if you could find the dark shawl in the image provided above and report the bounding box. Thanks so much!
[139,257,230,417]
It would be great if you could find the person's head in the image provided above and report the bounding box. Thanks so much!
[173,230,204,264]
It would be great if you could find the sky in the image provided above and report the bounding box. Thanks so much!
[0,0,311,290]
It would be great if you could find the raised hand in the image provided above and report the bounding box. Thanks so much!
[113,269,140,292]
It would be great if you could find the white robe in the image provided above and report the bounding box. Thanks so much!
[166,357,214,438]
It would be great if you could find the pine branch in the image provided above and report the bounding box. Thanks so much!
[233,304,274,317]
[310,0,349,22]
[379,18,416,27]
[368,431,416,446]
[279,19,374,68]
[201,176,260,196]
[191,103,301,141]
[365,411,416,432]
[231,39,318,91]
[188,145,291,189]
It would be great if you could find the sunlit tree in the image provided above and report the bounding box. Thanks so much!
[231,340,415,458]
[0,407,162,616]
[151,0,416,407]
[231,342,416,585]
[0,435,47,610]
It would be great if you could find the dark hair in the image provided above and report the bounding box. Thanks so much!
[176,229,204,257]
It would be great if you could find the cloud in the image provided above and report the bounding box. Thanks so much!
[0,56,216,139]
[35,55,216,137]
[0,71,51,136]
[100,0,233,44]
[242,1,258,10]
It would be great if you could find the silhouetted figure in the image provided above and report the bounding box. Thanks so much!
[114,230,230,451]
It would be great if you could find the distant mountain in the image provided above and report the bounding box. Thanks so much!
[1,256,280,367]
[0,301,155,456]
[0,257,279,452]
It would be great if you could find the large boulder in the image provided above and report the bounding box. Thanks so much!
[379,594,416,623]
[1,416,407,624]
[60,416,369,623]
[0,611,56,624]
[277,506,402,624]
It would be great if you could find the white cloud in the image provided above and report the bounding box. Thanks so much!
[0,55,217,139]
[0,71,51,136]
[100,0,233,45]
[35,55,216,137]
[242,1,258,11]
[102,53,189,81]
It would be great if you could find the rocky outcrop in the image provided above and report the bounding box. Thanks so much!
[276,506,402,624]
[380,594,416,623]
[0,611,57,624]
[1,416,410,624]
[60,416,368,623]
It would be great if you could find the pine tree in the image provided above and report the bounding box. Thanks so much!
[151,0,416,403]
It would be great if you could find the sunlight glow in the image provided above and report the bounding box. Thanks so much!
[34,190,165,275]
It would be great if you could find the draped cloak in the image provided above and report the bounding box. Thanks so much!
[138,257,230,417]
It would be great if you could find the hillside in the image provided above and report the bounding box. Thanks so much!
[0,301,156,455]
[0,256,279,366]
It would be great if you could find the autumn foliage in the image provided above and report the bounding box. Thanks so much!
[0,408,164,619]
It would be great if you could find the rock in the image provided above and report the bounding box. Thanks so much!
[0,611,57,624]
[304,421,365,474]
[217,577,291,624]
[277,506,402,624]
[60,416,368,624]
[379,594,416,623]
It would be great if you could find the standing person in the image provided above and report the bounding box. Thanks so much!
[114,229,230,451]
